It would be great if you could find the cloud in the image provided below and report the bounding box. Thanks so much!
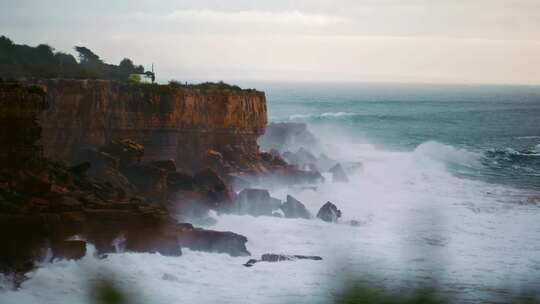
[165,9,349,27]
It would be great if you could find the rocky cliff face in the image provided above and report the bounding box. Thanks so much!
[34,79,267,172]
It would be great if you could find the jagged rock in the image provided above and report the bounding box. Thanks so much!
[100,139,144,167]
[280,195,310,219]
[316,202,342,222]
[193,168,234,209]
[151,159,177,172]
[121,164,167,204]
[68,162,91,176]
[177,224,250,256]
[234,188,281,216]
[244,254,322,267]
[167,170,195,192]
[78,149,119,173]
[51,240,87,260]
[329,163,349,183]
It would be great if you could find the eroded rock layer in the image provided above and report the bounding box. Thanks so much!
[34,79,267,172]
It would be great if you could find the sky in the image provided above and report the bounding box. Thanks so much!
[1,0,540,85]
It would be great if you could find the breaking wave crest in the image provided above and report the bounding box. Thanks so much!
[289,112,358,120]
[413,141,482,168]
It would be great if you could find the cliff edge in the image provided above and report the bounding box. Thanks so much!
[33,79,267,173]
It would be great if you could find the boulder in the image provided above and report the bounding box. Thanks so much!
[167,170,194,193]
[244,254,322,267]
[151,159,177,172]
[177,224,250,256]
[316,202,342,222]
[100,139,144,167]
[234,188,281,216]
[193,168,234,210]
[329,163,349,183]
[121,164,167,204]
[280,195,310,219]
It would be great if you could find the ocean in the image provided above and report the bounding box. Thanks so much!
[1,82,539,303]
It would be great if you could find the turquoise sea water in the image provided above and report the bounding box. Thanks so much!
[252,82,540,191]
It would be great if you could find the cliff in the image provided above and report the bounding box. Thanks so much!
[33,79,267,173]
[0,81,251,282]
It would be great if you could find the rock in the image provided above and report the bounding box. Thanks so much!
[121,164,168,204]
[100,139,144,167]
[244,254,322,267]
[329,163,349,183]
[280,195,310,219]
[51,240,86,260]
[151,159,177,172]
[234,189,281,216]
[68,162,91,176]
[78,149,119,173]
[177,224,250,256]
[167,170,195,192]
[193,168,234,210]
[316,202,342,222]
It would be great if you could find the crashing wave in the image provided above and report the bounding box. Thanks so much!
[413,141,482,168]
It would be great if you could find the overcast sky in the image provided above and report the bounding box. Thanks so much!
[2,0,540,85]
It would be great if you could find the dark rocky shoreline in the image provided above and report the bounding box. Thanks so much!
[0,79,346,287]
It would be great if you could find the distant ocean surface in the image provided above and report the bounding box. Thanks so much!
[254,82,540,191]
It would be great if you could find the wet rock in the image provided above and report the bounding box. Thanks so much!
[316,202,342,222]
[151,159,177,172]
[121,164,167,204]
[51,240,86,260]
[100,139,144,167]
[177,224,250,256]
[193,168,234,210]
[280,195,310,219]
[78,149,119,173]
[234,188,281,216]
[167,170,194,192]
[329,163,349,183]
[244,254,322,267]
[68,162,91,176]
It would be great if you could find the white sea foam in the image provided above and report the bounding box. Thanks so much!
[289,112,358,120]
[2,129,540,304]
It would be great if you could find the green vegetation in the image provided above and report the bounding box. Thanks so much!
[0,36,148,81]
[169,79,259,93]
